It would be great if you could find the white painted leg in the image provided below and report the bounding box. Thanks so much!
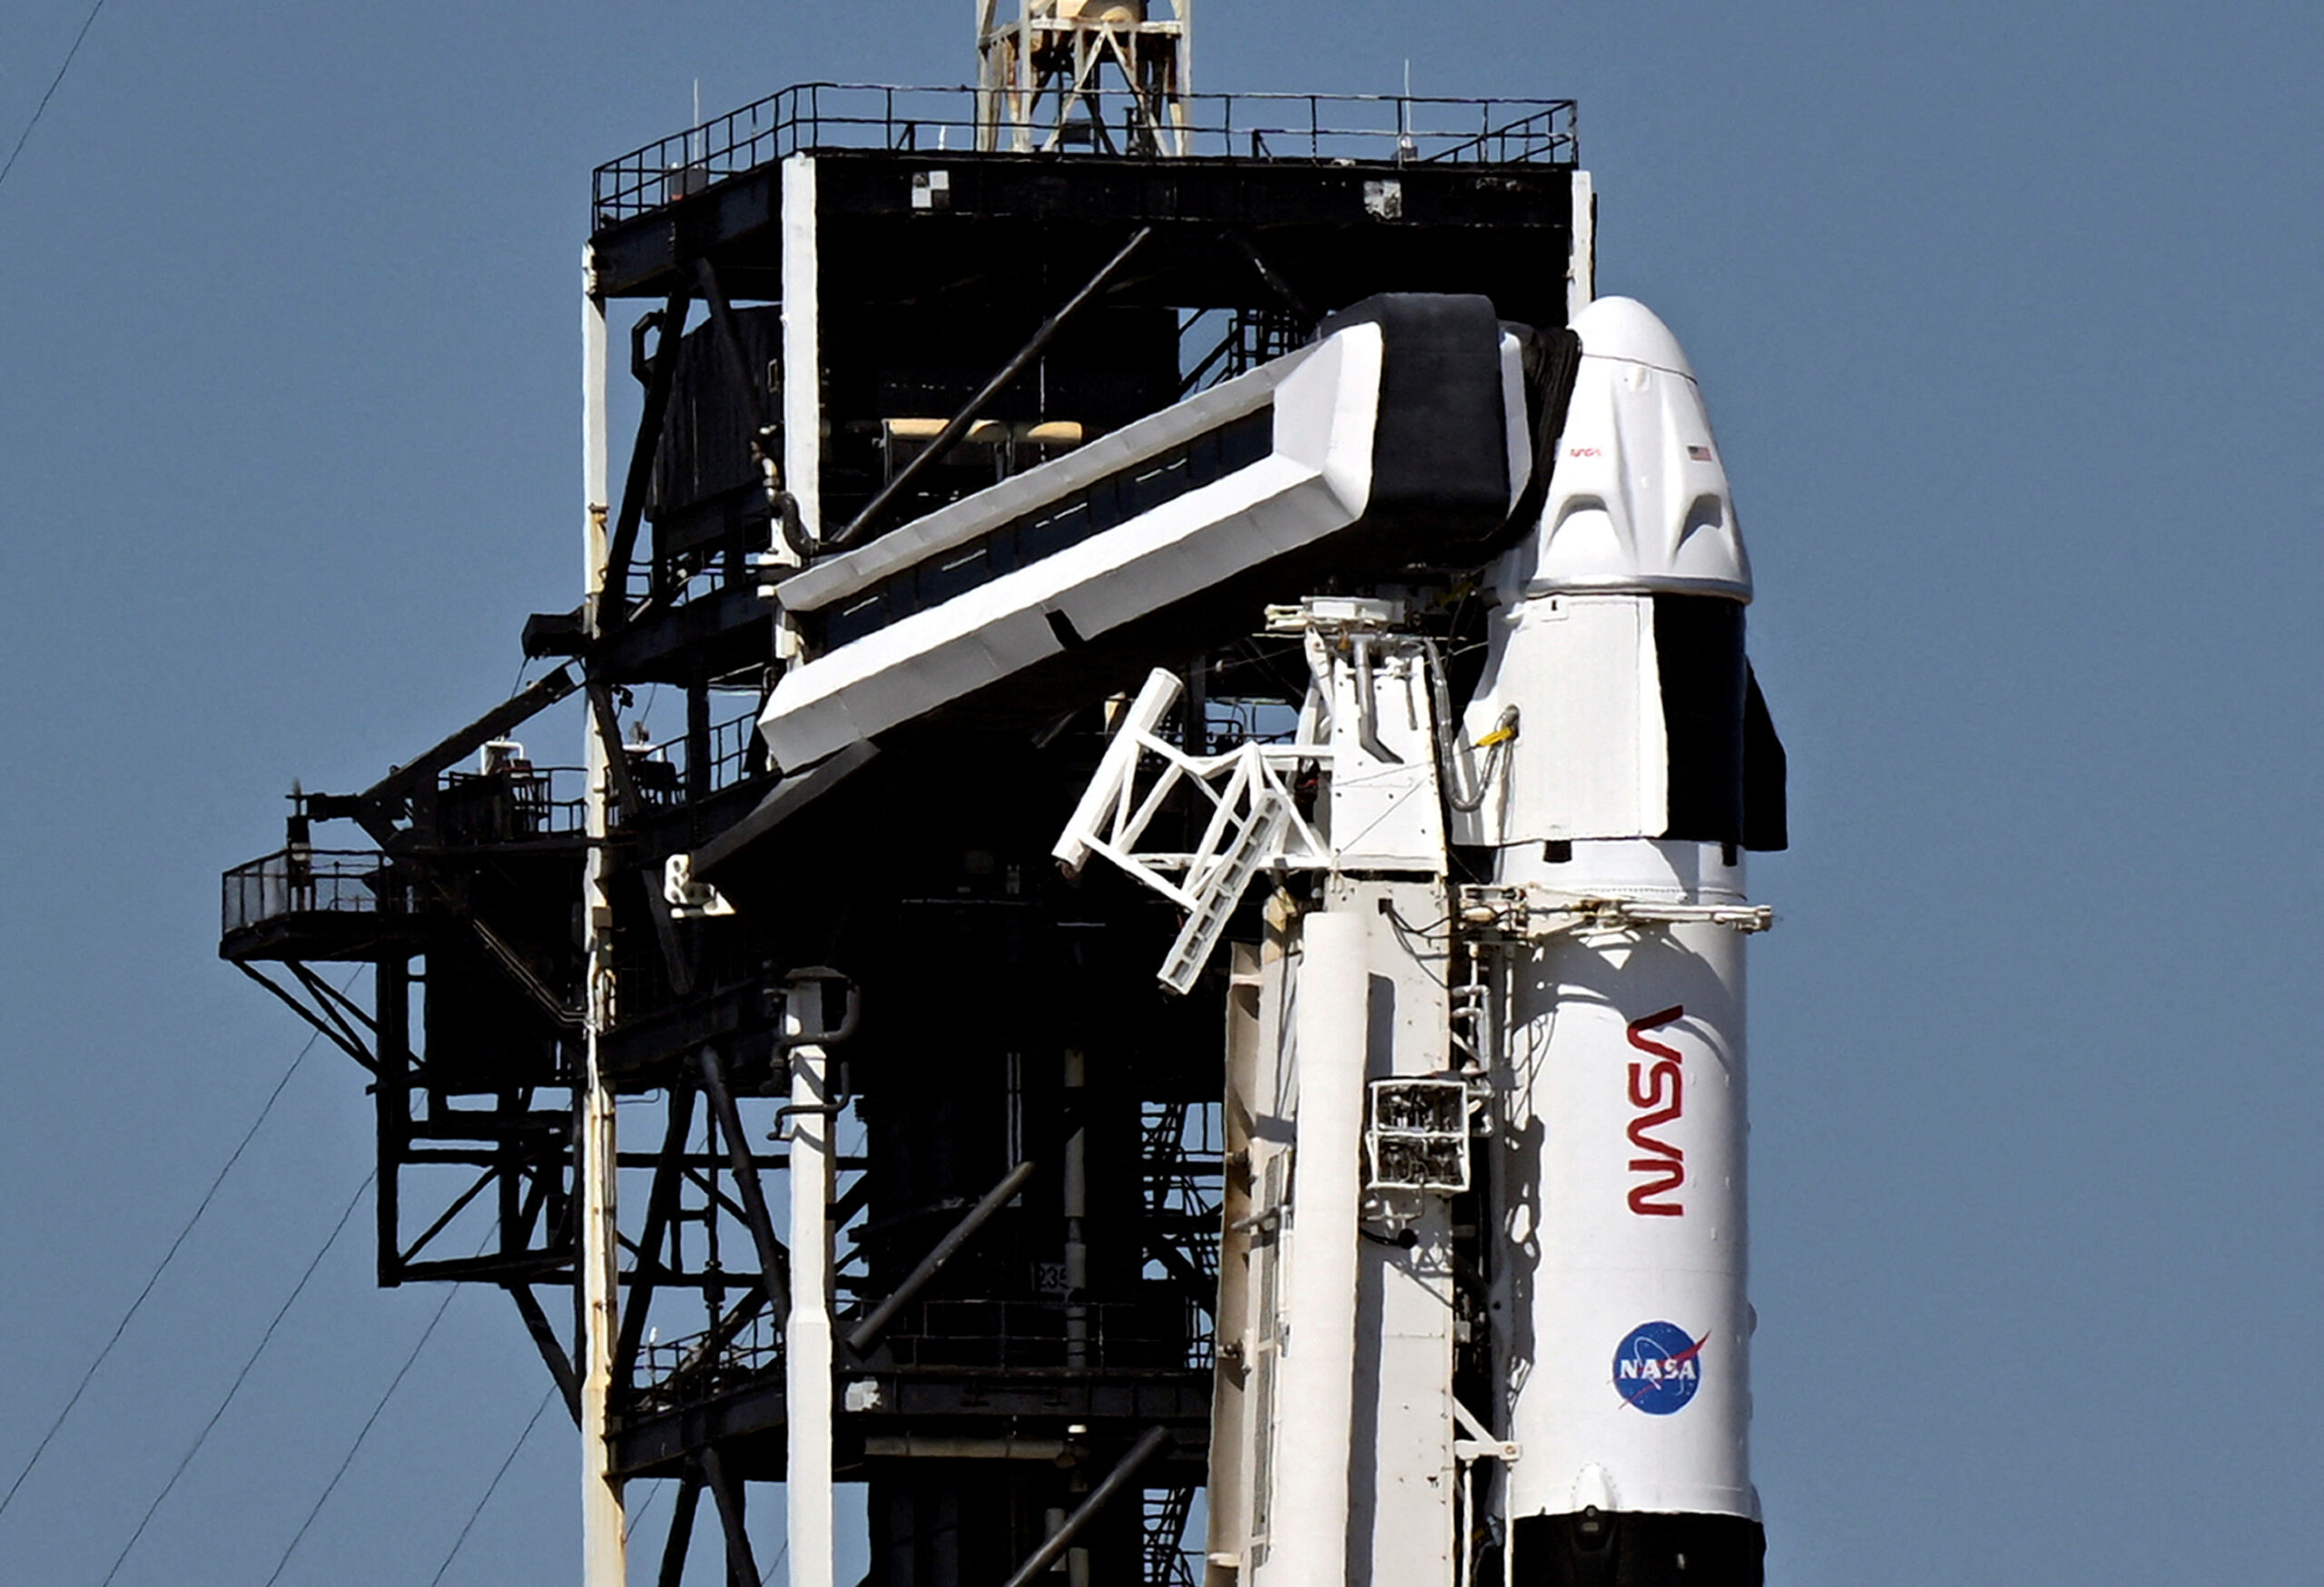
[787,1038,836,1587]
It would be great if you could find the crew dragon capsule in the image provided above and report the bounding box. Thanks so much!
[1457,294,1786,1584]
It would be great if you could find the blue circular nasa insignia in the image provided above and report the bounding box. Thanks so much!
[1612,1321,1705,1415]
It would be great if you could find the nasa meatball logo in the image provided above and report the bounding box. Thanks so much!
[1612,1321,1706,1415]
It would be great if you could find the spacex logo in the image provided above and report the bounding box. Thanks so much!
[1625,1006,1686,1217]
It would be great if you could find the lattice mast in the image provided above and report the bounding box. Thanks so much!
[976,0,1192,154]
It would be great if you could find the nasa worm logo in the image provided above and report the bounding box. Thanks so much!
[1612,1321,1706,1415]
[1625,1006,1686,1216]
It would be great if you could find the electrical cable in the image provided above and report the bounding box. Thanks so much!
[623,1479,666,1544]
[422,1383,557,1585]
[97,1170,374,1587]
[760,1536,790,1585]
[0,1015,330,1526]
[0,0,110,195]
[261,1261,472,1585]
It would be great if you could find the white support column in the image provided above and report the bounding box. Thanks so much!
[781,155,822,547]
[1269,909,1366,1587]
[787,1032,837,1587]
[1335,878,1459,1587]
[1567,169,1596,323]
[583,248,611,623]
[974,0,1000,147]
[1014,0,1035,152]
[1179,0,1195,98]
[577,244,627,1587]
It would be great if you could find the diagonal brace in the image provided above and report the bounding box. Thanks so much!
[696,1045,791,1320]
[828,226,1154,550]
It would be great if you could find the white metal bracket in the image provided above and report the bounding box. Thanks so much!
[1452,1398,1520,1464]
[1457,883,1772,941]
[663,853,735,919]
[1055,598,1450,993]
[1053,668,1332,994]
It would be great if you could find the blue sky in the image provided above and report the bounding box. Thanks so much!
[0,2,2316,1582]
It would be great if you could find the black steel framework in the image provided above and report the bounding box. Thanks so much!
[593,84,1575,222]
[222,76,1579,1587]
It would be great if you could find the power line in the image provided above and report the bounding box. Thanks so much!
[424,1384,558,1587]
[0,0,111,195]
[97,1171,374,1587]
[624,1480,666,1543]
[0,1018,328,1526]
[261,1277,467,1586]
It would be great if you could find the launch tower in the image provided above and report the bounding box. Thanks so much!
[222,9,1781,1585]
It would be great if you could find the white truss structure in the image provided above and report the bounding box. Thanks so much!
[1054,666,1329,993]
[975,0,1193,155]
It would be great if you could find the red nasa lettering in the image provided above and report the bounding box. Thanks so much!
[1625,1006,1686,1217]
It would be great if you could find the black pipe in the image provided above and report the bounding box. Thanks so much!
[997,1426,1175,1587]
[844,1158,1039,1355]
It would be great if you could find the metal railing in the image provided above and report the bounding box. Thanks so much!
[635,711,766,802]
[633,1316,783,1414]
[222,849,406,936]
[879,1297,1205,1372]
[438,765,590,843]
[626,1294,1209,1415]
[595,83,1577,222]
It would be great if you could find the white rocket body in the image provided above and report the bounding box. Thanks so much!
[1494,840,1754,1523]
[1462,297,1768,1568]
[1055,293,1780,1587]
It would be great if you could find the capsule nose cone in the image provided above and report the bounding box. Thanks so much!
[1572,295,1696,380]
[1516,294,1749,601]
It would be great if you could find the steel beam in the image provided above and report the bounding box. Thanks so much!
[699,1444,761,1587]
[354,665,579,841]
[603,282,695,619]
[586,682,646,826]
[235,964,376,1072]
[655,1471,704,1587]
[695,1045,792,1319]
[997,1425,1175,1587]
[845,1158,1039,1355]
[693,257,770,435]
[1231,230,1315,323]
[375,957,408,1287]
[828,224,1154,550]
[615,1078,701,1384]
[509,1283,583,1426]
